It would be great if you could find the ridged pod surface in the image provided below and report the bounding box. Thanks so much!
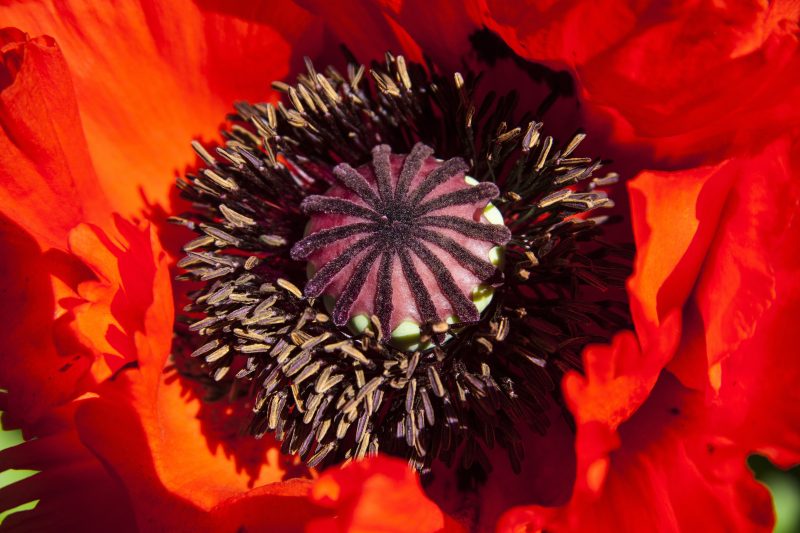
[291,143,510,340]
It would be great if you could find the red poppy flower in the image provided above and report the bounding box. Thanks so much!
[1,1,798,532]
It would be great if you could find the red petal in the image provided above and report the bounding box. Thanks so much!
[479,0,800,165]
[309,456,463,533]
[63,217,298,511]
[712,268,800,466]
[0,402,137,532]
[113,368,295,509]
[695,137,800,465]
[2,213,317,527]
[525,135,800,533]
[0,27,108,249]
[66,217,174,381]
[296,0,425,64]
[691,138,797,373]
[579,2,800,140]
[634,137,800,464]
[0,1,323,218]
[563,331,651,431]
[0,211,170,422]
[627,136,800,465]
[0,27,176,420]
[0,216,94,422]
[626,158,735,364]
[74,396,325,532]
[502,359,775,532]
[477,0,641,67]
[2,389,326,532]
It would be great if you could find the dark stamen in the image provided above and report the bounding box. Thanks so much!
[301,196,381,221]
[371,144,394,204]
[418,215,511,244]
[412,227,497,279]
[291,222,377,260]
[414,182,500,216]
[174,52,631,480]
[405,157,469,206]
[406,239,480,322]
[305,235,379,297]
[374,250,395,338]
[394,142,434,203]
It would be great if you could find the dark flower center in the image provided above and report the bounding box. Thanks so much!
[171,51,632,476]
[291,143,511,344]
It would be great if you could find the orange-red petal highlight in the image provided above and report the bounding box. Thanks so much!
[75,396,326,532]
[0,27,107,248]
[309,456,462,533]
[0,1,324,219]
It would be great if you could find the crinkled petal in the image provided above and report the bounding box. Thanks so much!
[1,149,172,425]
[2,391,324,532]
[563,331,651,431]
[74,396,325,532]
[64,220,293,509]
[0,27,143,421]
[501,353,775,532]
[508,136,800,532]
[645,137,800,465]
[476,0,641,67]
[693,137,800,464]
[479,0,800,165]
[0,216,95,422]
[579,2,800,140]
[3,215,313,527]
[692,138,797,375]
[712,268,800,466]
[65,216,173,383]
[626,157,735,365]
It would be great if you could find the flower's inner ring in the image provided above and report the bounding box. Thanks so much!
[173,52,632,475]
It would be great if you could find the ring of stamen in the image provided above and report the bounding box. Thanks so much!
[172,52,632,476]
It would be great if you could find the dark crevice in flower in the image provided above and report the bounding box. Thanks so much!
[171,52,632,476]
[469,28,575,119]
